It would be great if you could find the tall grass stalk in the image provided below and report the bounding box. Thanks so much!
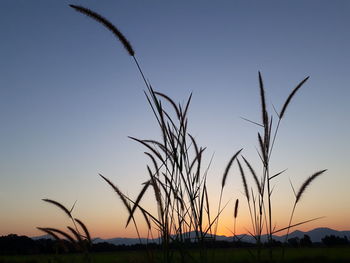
[237,72,325,262]
[69,5,233,263]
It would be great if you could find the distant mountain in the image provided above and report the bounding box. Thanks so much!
[31,227,350,245]
[31,234,53,240]
[283,227,350,243]
[93,237,159,246]
[93,232,230,246]
[228,228,350,243]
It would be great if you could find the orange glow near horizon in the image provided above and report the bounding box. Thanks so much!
[4,215,346,240]
[1,184,349,240]
[1,178,349,240]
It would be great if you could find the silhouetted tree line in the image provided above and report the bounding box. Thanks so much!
[0,234,54,255]
[0,234,160,255]
[0,234,349,255]
[286,234,349,248]
[287,235,313,247]
[322,235,349,246]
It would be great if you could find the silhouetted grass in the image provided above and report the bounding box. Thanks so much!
[38,4,327,263]
[237,72,326,262]
[38,199,91,254]
[68,4,239,263]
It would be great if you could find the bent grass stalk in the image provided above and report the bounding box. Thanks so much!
[38,199,92,253]
[285,170,327,241]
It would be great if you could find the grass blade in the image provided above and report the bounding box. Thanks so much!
[269,169,287,181]
[272,216,325,234]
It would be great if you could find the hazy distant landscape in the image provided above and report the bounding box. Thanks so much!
[1,227,350,262]
[0,228,350,263]
[30,227,350,245]
[1,233,350,263]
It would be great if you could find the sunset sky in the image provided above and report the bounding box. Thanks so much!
[1,0,349,239]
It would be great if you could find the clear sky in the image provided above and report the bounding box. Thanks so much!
[1,0,349,239]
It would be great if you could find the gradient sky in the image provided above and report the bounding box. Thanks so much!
[1,0,349,239]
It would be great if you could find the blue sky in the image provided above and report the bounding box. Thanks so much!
[0,0,349,238]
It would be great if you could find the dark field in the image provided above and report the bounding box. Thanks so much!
[1,247,350,263]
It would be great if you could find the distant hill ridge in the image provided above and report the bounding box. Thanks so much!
[31,227,350,246]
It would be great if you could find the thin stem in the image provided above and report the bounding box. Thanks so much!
[282,202,297,260]
[268,118,281,162]
[133,56,150,90]
[214,188,224,238]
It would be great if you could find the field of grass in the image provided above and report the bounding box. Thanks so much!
[1,247,350,263]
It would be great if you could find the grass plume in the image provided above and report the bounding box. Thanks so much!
[69,5,135,56]
[75,218,91,244]
[242,155,261,194]
[295,169,327,203]
[279,76,309,119]
[37,227,76,244]
[234,199,239,219]
[236,160,249,202]
[221,149,243,188]
[42,198,72,218]
[258,71,268,129]
[283,169,327,259]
